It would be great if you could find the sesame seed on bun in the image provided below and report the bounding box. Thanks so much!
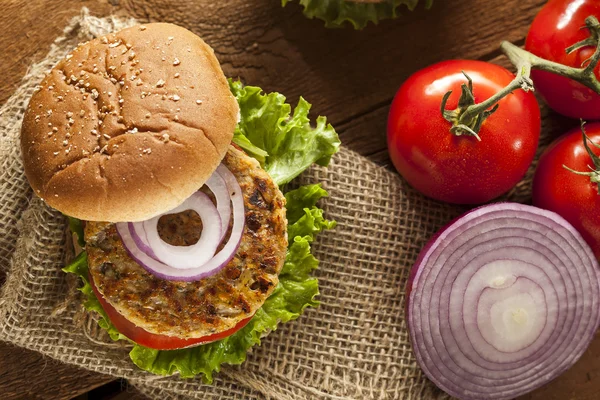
[21,23,239,222]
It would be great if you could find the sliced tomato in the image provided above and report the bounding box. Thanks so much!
[89,275,253,350]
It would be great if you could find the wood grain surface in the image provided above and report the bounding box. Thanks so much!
[1,0,599,399]
[0,342,112,399]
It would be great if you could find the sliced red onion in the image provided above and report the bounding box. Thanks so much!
[407,203,600,400]
[113,221,158,261]
[204,171,231,242]
[122,172,231,262]
[115,164,245,282]
[214,162,245,253]
[141,192,222,269]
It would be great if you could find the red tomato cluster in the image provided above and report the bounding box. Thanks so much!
[387,0,600,258]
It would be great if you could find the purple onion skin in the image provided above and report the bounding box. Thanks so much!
[406,202,600,400]
[405,202,582,312]
[405,207,466,316]
[127,222,159,260]
[113,166,246,283]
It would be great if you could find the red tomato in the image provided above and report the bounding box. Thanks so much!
[387,60,541,204]
[533,123,600,259]
[525,0,600,119]
[90,275,252,350]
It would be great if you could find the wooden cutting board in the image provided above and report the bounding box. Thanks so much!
[1,0,598,399]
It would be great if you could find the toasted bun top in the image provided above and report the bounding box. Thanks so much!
[21,23,239,222]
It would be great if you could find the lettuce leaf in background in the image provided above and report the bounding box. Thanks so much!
[282,0,433,29]
[63,83,339,382]
[230,80,340,186]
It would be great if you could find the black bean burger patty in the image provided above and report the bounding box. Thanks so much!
[85,146,287,338]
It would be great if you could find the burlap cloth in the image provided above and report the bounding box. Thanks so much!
[0,9,541,400]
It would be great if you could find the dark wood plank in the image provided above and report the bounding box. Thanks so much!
[0,342,114,400]
[119,0,547,133]
[0,0,118,105]
[72,380,146,400]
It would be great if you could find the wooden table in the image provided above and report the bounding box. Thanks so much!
[1,0,599,398]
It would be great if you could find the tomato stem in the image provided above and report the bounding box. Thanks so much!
[563,121,600,194]
[501,16,600,95]
[447,15,600,141]
[440,69,533,140]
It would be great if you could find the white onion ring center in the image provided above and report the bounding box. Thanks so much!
[115,164,246,282]
[467,260,548,353]
[142,192,222,269]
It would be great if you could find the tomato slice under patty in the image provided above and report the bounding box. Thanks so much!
[89,275,253,350]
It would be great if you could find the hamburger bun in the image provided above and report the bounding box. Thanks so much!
[21,23,239,222]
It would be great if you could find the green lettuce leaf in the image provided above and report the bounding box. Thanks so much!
[288,207,336,242]
[63,84,339,383]
[230,80,340,186]
[285,184,330,224]
[67,216,85,247]
[282,0,433,29]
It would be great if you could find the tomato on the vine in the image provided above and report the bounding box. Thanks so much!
[533,123,600,259]
[387,60,541,204]
[90,275,252,350]
[526,0,600,119]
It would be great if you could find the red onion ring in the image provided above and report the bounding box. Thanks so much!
[204,171,231,242]
[115,164,245,281]
[129,221,159,261]
[125,172,231,263]
[407,203,600,400]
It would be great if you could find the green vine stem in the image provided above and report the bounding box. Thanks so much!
[441,68,534,140]
[443,16,600,140]
[563,121,600,194]
[501,16,600,94]
[500,16,600,94]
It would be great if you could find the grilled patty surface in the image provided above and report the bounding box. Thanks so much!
[85,146,287,338]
